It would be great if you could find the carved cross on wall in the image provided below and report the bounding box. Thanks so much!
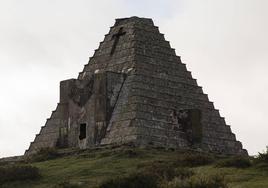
[110,27,126,55]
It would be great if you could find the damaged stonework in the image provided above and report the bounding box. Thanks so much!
[25,17,247,156]
[25,71,126,155]
[171,109,202,145]
[66,72,127,149]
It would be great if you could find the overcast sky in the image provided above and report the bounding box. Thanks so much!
[0,0,267,157]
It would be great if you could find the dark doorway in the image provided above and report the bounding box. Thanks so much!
[79,123,87,140]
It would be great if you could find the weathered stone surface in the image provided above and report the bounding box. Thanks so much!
[25,16,247,156]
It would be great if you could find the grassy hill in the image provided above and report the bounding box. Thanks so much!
[1,146,268,188]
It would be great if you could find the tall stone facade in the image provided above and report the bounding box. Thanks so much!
[25,17,247,156]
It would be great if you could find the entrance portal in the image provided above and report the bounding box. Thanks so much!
[79,123,87,140]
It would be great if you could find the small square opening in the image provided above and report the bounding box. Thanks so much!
[79,123,86,140]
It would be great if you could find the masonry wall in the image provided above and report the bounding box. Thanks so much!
[25,17,247,156]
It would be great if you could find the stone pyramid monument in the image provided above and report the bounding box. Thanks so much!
[25,17,247,156]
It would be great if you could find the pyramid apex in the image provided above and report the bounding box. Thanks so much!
[114,16,154,26]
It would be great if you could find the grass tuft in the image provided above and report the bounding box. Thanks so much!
[164,173,227,188]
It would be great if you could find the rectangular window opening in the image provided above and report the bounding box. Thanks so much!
[79,123,87,140]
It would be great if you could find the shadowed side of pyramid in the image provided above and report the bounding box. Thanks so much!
[25,17,247,156]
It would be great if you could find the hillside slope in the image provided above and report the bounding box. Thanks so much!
[1,147,268,188]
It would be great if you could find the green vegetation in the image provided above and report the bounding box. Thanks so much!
[175,152,215,167]
[0,165,40,185]
[1,147,268,188]
[253,146,268,166]
[26,147,61,162]
[164,173,228,188]
[215,156,251,168]
[99,173,158,188]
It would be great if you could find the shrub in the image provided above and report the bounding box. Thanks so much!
[28,147,60,162]
[215,156,251,168]
[176,152,215,167]
[254,146,268,165]
[0,165,40,184]
[98,173,158,188]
